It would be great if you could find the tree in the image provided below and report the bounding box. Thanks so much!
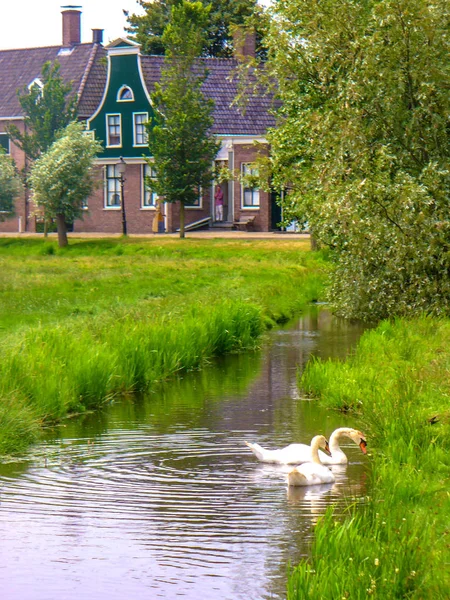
[7,60,77,234]
[126,0,259,57]
[29,122,102,247]
[0,151,21,220]
[7,61,77,161]
[147,0,220,239]
[262,0,450,320]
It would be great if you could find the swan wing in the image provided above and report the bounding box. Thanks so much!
[246,442,312,464]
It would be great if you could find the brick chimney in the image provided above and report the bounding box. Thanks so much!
[232,27,256,58]
[62,6,81,46]
[92,29,104,44]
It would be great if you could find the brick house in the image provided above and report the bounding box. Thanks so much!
[0,8,280,234]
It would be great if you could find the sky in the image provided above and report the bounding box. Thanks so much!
[0,0,271,51]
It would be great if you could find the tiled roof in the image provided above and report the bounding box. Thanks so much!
[140,56,277,136]
[0,43,107,119]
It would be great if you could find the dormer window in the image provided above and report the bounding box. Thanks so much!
[28,78,44,99]
[117,85,134,102]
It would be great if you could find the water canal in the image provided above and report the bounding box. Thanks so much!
[0,309,367,600]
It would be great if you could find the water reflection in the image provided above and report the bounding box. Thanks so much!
[0,310,367,600]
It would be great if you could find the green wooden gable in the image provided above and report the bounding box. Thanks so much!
[87,39,153,159]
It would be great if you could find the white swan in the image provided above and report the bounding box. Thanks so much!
[287,435,335,487]
[245,427,367,465]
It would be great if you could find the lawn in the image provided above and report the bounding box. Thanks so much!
[0,237,327,454]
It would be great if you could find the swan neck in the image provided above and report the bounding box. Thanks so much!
[310,438,323,464]
[329,428,350,452]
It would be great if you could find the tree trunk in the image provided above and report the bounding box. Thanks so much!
[55,213,68,247]
[179,202,185,239]
[43,218,49,238]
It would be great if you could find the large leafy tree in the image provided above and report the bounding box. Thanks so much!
[0,151,21,220]
[147,0,220,238]
[29,122,102,247]
[263,0,450,320]
[7,61,77,161]
[126,0,259,57]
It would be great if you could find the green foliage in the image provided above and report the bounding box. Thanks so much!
[263,0,450,320]
[126,0,259,57]
[7,61,77,161]
[0,237,325,454]
[148,1,220,237]
[0,151,21,219]
[291,317,450,599]
[29,122,102,246]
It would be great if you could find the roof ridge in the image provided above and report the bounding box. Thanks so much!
[77,43,100,103]
[0,42,96,54]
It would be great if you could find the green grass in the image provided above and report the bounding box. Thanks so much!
[289,317,450,599]
[0,237,328,455]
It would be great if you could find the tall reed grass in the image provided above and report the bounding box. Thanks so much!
[0,238,327,454]
[289,317,450,599]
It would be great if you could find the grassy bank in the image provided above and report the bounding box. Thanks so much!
[0,237,327,454]
[289,318,450,599]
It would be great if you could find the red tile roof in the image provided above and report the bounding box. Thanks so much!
[0,43,107,119]
[140,56,277,136]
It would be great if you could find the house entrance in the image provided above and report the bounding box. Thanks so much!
[213,160,230,223]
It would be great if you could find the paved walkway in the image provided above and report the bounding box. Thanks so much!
[0,231,310,241]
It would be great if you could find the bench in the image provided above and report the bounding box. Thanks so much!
[233,215,256,231]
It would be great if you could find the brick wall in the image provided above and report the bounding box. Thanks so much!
[0,120,37,233]
[233,143,270,232]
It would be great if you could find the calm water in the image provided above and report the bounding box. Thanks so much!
[0,309,368,600]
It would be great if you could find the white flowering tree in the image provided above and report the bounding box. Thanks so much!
[0,151,21,220]
[29,122,102,247]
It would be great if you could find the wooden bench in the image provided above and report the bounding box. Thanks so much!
[233,215,256,231]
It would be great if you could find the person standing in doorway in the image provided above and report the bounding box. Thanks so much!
[214,185,224,222]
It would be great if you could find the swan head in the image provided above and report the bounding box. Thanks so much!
[348,429,367,454]
[311,435,331,456]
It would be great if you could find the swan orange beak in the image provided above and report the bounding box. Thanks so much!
[324,440,332,456]
[359,439,367,454]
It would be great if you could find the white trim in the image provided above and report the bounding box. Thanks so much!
[215,135,268,145]
[137,54,153,105]
[0,116,24,121]
[240,163,260,209]
[105,113,122,148]
[104,164,122,209]
[94,157,147,165]
[108,46,140,56]
[133,112,149,147]
[87,55,112,127]
[28,78,43,91]
[141,163,158,209]
[117,85,134,102]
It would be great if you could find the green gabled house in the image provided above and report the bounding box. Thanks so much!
[0,7,279,234]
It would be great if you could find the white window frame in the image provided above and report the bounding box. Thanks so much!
[241,163,260,209]
[133,112,149,147]
[142,164,158,209]
[104,165,122,209]
[117,85,134,102]
[185,186,202,209]
[106,113,122,148]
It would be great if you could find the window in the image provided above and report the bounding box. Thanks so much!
[105,165,121,208]
[117,86,134,102]
[142,164,158,208]
[0,133,10,154]
[106,114,122,147]
[241,163,260,208]
[186,186,202,208]
[134,113,148,146]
